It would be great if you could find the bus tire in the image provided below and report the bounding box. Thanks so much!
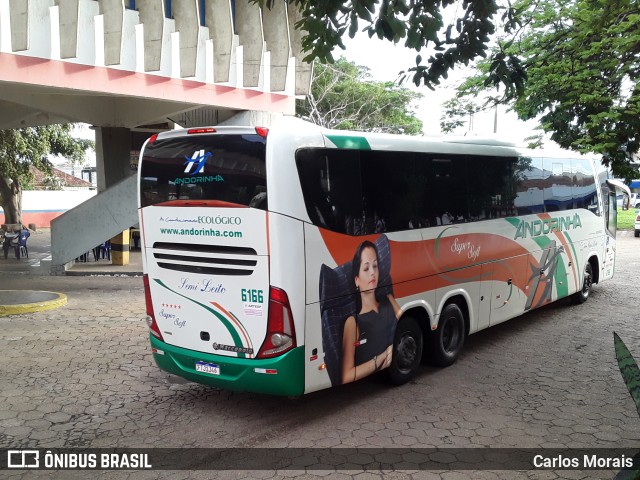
[430,303,466,367]
[571,261,593,305]
[387,316,423,385]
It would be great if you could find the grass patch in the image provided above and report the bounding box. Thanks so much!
[618,207,638,230]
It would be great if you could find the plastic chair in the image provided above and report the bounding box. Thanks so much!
[98,241,111,260]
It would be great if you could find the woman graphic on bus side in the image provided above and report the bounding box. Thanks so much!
[341,240,401,384]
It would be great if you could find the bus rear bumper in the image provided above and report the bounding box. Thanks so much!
[149,335,305,396]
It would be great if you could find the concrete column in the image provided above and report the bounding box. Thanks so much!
[110,229,129,265]
[95,126,133,192]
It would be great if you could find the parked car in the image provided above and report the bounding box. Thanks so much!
[631,192,640,208]
[635,209,640,237]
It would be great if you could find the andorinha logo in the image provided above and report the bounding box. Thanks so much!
[514,213,582,240]
[174,149,224,184]
[183,149,211,175]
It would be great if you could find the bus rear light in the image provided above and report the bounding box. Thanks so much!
[257,287,296,359]
[188,127,216,134]
[143,274,164,341]
[255,127,269,138]
[148,134,158,144]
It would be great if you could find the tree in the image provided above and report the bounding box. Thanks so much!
[260,0,520,90]
[0,125,93,226]
[297,57,423,134]
[442,0,640,179]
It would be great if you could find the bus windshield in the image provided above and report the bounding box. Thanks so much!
[140,134,267,209]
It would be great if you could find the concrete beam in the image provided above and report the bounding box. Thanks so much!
[286,2,312,96]
[172,0,198,78]
[204,0,233,83]
[136,0,164,72]
[0,99,73,128]
[98,0,124,66]
[55,0,79,58]
[9,0,28,51]
[171,107,241,128]
[235,0,264,88]
[0,81,202,128]
[262,0,290,92]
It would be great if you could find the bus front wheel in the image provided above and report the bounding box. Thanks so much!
[430,303,466,367]
[387,316,423,385]
[571,261,593,305]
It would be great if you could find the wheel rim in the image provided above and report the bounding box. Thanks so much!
[396,332,418,374]
[442,316,461,354]
[582,265,592,298]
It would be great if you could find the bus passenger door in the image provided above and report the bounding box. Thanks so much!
[476,263,491,331]
[524,240,568,311]
[488,255,528,326]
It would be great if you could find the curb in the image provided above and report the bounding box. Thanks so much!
[0,291,67,315]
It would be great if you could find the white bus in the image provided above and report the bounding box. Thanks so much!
[137,117,628,396]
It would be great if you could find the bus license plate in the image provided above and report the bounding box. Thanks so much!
[195,361,220,375]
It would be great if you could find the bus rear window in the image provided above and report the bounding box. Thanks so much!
[140,134,267,209]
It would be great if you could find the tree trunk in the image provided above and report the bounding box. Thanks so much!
[0,176,22,226]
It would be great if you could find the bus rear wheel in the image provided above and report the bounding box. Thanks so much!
[387,316,423,385]
[430,303,466,367]
[571,261,593,305]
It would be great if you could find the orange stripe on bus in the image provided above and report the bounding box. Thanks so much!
[211,302,252,352]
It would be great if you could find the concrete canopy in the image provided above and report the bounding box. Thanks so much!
[0,0,311,130]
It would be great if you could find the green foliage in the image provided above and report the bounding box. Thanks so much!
[440,97,478,133]
[615,332,640,418]
[613,333,640,479]
[297,57,423,134]
[443,0,640,179]
[0,125,93,185]
[0,124,93,224]
[617,208,636,231]
[257,0,518,90]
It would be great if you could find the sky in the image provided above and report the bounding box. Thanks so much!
[340,32,541,143]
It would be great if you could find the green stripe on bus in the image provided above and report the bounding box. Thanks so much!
[325,135,371,150]
[533,236,551,250]
[531,236,568,299]
[154,279,247,358]
[505,217,521,229]
[564,232,580,274]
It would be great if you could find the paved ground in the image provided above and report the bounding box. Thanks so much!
[0,232,639,479]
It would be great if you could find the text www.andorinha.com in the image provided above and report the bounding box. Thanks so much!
[160,227,243,238]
